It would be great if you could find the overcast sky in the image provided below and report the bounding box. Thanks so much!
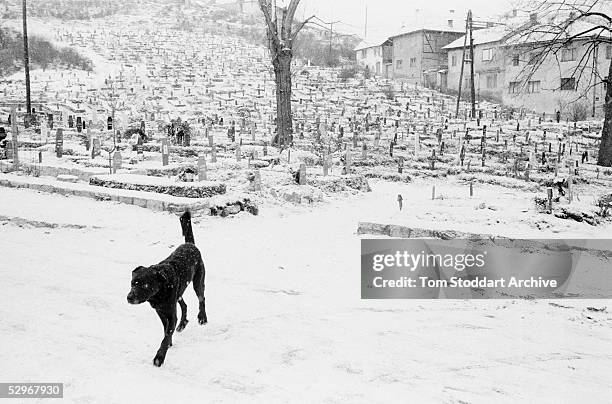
[287,0,516,38]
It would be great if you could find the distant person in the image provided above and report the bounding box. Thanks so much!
[0,127,6,143]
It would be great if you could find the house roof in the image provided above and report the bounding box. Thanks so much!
[388,24,465,39]
[443,25,512,50]
[354,35,391,51]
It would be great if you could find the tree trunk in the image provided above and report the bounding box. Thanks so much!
[272,49,293,148]
[598,58,612,167]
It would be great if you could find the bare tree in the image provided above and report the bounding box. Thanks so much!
[257,0,313,148]
[510,0,612,166]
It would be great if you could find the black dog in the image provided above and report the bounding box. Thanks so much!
[127,211,207,367]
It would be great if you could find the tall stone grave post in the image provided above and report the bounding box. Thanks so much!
[254,169,262,191]
[11,108,18,169]
[41,119,48,144]
[198,155,207,181]
[345,149,352,173]
[299,164,306,185]
[55,129,64,158]
[112,150,122,174]
[161,138,170,166]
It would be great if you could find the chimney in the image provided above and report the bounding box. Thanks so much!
[530,13,538,23]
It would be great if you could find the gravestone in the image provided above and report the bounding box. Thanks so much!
[55,129,64,158]
[299,164,306,185]
[112,150,122,173]
[198,155,207,181]
[161,139,170,166]
[92,137,101,158]
[10,108,18,168]
[253,169,262,191]
[345,150,352,172]
[41,121,48,143]
[86,127,91,150]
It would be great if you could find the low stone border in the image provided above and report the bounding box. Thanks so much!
[89,174,226,198]
[0,173,210,213]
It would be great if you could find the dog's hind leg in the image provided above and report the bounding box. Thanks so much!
[176,297,189,332]
[193,260,208,325]
[153,303,177,367]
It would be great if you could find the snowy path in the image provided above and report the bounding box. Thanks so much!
[1,184,611,403]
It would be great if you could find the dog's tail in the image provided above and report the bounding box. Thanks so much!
[180,211,195,244]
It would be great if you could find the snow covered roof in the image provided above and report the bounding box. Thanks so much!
[354,36,391,51]
[389,24,465,39]
[443,25,513,50]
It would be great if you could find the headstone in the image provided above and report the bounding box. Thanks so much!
[345,150,352,172]
[10,108,18,169]
[112,150,122,173]
[323,154,329,176]
[161,139,170,166]
[299,164,306,185]
[253,169,262,191]
[55,129,64,158]
[41,121,48,143]
[92,137,101,158]
[198,155,207,181]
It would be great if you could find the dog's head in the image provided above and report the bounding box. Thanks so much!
[127,266,162,305]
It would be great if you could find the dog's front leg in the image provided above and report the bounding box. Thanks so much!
[153,304,177,367]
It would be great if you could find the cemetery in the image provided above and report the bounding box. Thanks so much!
[1,1,612,402]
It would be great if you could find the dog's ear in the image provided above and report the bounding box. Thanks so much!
[132,266,147,280]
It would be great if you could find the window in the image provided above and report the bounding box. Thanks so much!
[361,49,366,59]
[410,58,417,67]
[527,52,541,65]
[527,80,541,93]
[606,46,612,60]
[451,55,457,67]
[561,77,576,91]
[396,59,403,69]
[509,81,520,94]
[512,55,520,66]
[482,48,493,61]
[561,47,576,62]
[486,74,497,89]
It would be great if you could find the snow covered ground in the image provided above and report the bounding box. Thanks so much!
[1,182,611,403]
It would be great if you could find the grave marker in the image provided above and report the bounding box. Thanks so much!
[112,150,122,174]
[10,108,18,169]
[161,139,170,166]
[55,129,64,158]
[299,164,306,185]
[198,155,207,181]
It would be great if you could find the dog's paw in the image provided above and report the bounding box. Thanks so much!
[176,320,189,332]
[198,314,208,325]
[153,355,165,367]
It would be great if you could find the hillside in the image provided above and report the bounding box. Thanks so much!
[0,26,92,77]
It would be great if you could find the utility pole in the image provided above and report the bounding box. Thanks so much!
[593,43,598,118]
[329,21,335,65]
[22,0,32,118]
[468,10,476,119]
[364,4,368,39]
[455,12,469,118]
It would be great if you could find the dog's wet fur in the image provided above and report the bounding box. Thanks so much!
[127,211,207,367]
